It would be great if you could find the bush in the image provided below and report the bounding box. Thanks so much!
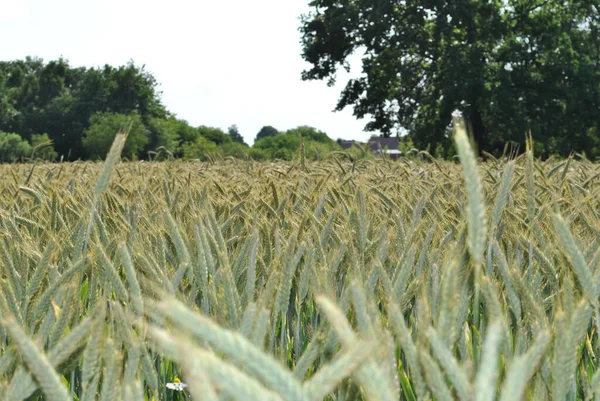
[305,140,341,161]
[30,133,58,161]
[83,112,149,160]
[218,142,249,159]
[247,147,268,161]
[0,131,32,163]
[145,117,181,156]
[181,135,218,160]
[253,134,300,161]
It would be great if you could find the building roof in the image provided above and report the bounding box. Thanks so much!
[338,140,357,150]
[367,135,399,151]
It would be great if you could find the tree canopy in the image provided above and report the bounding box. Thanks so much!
[300,0,600,157]
[227,124,246,145]
[255,126,279,142]
[0,57,167,160]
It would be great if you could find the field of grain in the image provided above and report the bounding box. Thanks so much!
[1,130,600,401]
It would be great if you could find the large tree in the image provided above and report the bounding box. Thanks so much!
[255,126,279,142]
[300,0,600,157]
[227,124,246,145]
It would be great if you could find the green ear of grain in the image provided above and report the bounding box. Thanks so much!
[82,303,106,390]
[1,315,71,401]
[99,339,122,401]
[419,350,454,401]
[475,320,504,401]
[553,301,593,400]
[148,325,286,401]
[499,330,551,401]
[94,131,128,196]
[315,295,397,401]
[302,340,375,401]
[156,296,306,401]
[552,214,597,302]
[96,244,129,303]
[386,298,427,400]
[490,161,514,230]
[119,243,144,316]
[82,130,129,263]
[426,327,473,401]
[453,115,487,265]
[5,306,95,401]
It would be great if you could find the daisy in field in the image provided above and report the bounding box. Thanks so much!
[165,377,188,391]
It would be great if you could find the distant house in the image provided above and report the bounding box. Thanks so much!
[337,140,357,150]
[367,135,402,159]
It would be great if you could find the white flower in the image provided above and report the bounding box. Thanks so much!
[166,378,187,391]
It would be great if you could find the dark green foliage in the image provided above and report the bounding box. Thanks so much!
[228,124,246,145]
[197,126,232,145]
[0,57,166,160]
[255,126,279,142]
[300,0,600,158]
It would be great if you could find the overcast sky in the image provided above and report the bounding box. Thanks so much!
[0,0,377,145]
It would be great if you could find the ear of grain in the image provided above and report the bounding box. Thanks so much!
[157,297,306,401]
[453,115,487,265]
[426,326,473,401]
[552,214,596,302]
[475,320,504,401]
[315,295,396,401]
[302,340,374,400]
[99,339,122,401]
[96,244,129,303]
[1,315,71,401]
[419,350,454,401]
[499,330,551,401]
[119,243,144,316]
[148,325,286,401]
[553,301,593,400]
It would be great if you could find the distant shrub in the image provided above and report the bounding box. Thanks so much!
[181,135,218,160]
[30,133,58,161]
[83,112,149,160]
[0,131,32,163]
[247,147,268,161]
[218,142,249,159]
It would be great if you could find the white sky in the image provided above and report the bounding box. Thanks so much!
[0,0,377,145]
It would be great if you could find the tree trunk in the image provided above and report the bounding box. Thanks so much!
[466,102,485,156]
[463,6,486,156]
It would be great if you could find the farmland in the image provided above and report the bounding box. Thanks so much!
[1,130,600,401]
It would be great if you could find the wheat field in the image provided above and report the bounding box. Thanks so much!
[1,128,600,401]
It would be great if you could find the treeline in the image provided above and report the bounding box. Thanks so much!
[0,57,343,163]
